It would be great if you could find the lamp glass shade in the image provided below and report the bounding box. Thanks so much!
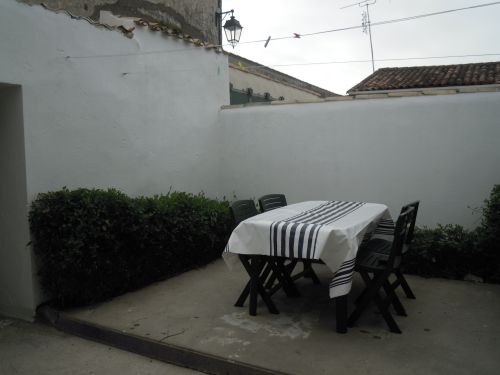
[223,16,243,48]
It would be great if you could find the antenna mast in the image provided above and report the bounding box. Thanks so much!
[341,0,377,72]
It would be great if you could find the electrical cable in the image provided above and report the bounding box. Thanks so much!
[238,0,500,44]
[66,1,500,59]
[243,53,500,69]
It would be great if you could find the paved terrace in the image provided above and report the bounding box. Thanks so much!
[54,259,500,375]
[0,316,201,375]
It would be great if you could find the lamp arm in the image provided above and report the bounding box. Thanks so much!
[216,9,234,23]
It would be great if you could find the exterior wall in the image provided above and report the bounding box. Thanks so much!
[219,92,500,229]
[19,0,220,44]
[3,0,499,322]
[229,67,321,101]
[0,1,229,319]
[0,84,34,321]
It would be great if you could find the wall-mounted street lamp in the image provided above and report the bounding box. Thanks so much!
[216,9,243,48]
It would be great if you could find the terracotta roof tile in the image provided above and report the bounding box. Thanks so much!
[40,3,219,52]
[348,62,500,93]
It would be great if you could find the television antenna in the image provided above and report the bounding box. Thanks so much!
[341,0,377,72]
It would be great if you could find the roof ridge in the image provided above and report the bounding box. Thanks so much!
[348,61,500,93]
[227,53,338,97]
[373,61,500,70]
[39,3,220,50]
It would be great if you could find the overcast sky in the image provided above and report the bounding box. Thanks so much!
[222,0,500,95]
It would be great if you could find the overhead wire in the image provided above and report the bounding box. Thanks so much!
[245,53,500,69]
[66,1,500,59]
[83,53,500,75]
[237,1,500,45]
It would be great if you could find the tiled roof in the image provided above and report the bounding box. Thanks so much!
[348,62,500,93]
[228,53,338,97]
[40,3,219,51]
[132,19,219,50]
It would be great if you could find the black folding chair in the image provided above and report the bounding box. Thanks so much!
[347,206,415,333]
[258,194,321,286]
[258,194,288,212]
[230,200,298,316]
[364,201,419,299]
[230,199,259,227]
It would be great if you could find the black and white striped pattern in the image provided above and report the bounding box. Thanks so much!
[330,258,356,289]
[328,216,394,297]
[269,201,365,259]
[373,218,395,235]
[328,254,358,298]
[223,200,392,299]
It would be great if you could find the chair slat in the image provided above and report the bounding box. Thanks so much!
[230,200,259,226]
[258,194,287,212]
[400,201,420,244]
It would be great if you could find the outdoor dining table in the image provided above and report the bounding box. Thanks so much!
[223,200,392,333]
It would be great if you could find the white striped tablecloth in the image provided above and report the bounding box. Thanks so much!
[223,201,392,298]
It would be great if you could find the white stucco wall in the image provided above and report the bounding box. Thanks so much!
[229,67,321,101]
[0,2,229,202]
[0,1,229,319]
[2,1,499,322]
[0,84,35,320]
[219,93,500,229]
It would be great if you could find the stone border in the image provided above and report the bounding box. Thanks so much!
[37,306,288,375]
[221,84,500,110]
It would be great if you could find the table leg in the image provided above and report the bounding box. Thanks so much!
[265,259,296,290]
[269,258,300,297]
[249,266,258,316]
[303,260,321,285]
[257,281,279,314]
[234,283,249,308]
[335,295,348,334]
[234,262,272,307]
[238,255,279,316]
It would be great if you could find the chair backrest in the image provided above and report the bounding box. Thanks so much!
[230,200,259,226]
[400,201,419,245]
[258,194,287,212]
[388,206,415,268]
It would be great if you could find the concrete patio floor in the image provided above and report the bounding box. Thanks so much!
[65,259,500,375]
[0,315,202,375]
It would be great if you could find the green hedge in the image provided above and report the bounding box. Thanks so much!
[30,185,500,308]
[404,185,500,283]
[29,188,232,307]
